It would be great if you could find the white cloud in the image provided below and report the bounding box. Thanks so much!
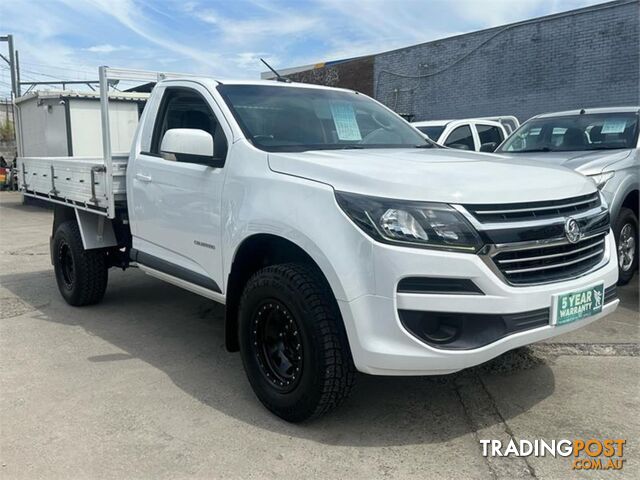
[447,0,602,28]
[188,3,321,45]
[448,0,541,26]
[84,44,130,53]
[234,52,280,70]
[0,0,99,95]
[61,0,224,71]
[219,15,320,45]
[194,9,218,25]
[0,0,609,97]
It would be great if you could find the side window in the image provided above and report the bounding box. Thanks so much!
[476,124,505,145]
[444,125,474,150]
[151,88,228,161]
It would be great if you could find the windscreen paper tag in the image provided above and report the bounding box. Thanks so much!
[330,103,362,141]
[601,119,627,134]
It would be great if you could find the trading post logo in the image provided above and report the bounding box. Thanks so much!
[480,438,626,471]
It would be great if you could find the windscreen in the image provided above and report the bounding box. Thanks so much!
[498,112,639,153]
[217,84,431,152]
[416,125,445,140]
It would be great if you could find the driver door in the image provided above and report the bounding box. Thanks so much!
[130,83,230,292]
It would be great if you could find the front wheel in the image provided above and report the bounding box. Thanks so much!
[614,207,638,286]
[52,220,109,306]
[238,263,356,422]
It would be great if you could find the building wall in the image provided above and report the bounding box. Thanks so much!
[285,56,374,96]
[372,0,639,122]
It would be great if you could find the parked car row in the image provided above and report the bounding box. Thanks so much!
[412,107,639,285]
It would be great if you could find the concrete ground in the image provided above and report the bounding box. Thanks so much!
[0,191,638,480]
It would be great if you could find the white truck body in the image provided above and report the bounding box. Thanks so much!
[17,68,618,421]
[14,91,146,158]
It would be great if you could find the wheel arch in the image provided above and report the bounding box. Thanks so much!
[620,189,639,219]
[52,204,76,235]
[224,233,344,352]
[609,171,639,222]
[52,205,119,251]
[52,205,77,264]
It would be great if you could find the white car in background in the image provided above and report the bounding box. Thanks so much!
[412,116,519,152]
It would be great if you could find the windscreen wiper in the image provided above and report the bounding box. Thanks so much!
[587,146,627,151]
[511,147,556,153]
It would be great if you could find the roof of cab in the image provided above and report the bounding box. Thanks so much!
[412,120,452,127]
[160,77,358,93]
[412,118,504,127]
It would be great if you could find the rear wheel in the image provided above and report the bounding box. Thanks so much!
[614,207,638,286]
[52,220,108,306]
[238,263,356,422]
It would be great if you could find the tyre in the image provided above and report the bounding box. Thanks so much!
[238,263,356,422]
[52,220,108,306]
[613,207,638,286]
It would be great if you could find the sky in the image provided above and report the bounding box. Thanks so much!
[0,0,606,97]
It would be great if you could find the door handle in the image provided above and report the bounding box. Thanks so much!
[135,173,152,183]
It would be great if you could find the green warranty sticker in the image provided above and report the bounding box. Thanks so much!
[553,283,604,326]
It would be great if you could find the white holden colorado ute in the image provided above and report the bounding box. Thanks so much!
[17,68,619,422]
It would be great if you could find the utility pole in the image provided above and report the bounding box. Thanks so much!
[0,34,18,98]
[15,50,20,97]
[0,35,19,147]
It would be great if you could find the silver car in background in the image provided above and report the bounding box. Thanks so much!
[496,107,639,285]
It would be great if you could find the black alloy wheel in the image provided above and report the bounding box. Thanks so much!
[52,220,109,306]
[251,299,303,393]
[57,240,76,290]
[238,263,356,422]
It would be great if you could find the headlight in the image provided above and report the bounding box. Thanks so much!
[587,171,615,190]
[335,191,482,252]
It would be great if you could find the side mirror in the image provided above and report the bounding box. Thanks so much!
[480,142,498,152]
[160,128,221,167]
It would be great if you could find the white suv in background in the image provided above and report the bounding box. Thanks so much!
[496,107,639,284]
[413,117,517,152]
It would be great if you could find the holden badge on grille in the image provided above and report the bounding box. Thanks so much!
[564,217,582,244]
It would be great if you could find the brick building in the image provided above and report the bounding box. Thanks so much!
[266,0,639,122]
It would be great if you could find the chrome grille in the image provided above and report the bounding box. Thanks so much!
[465,192,600,223]
[491,233,607,285]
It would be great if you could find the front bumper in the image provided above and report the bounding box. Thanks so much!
[338,231,619,375]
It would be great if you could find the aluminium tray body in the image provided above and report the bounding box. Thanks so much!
[18,155,128,215]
